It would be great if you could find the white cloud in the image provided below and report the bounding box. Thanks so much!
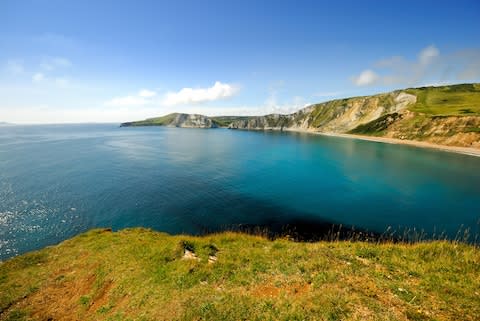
[32,72,45,82]
[104,88,158,107]
[162,81,239,106]
[138,89,156,97]
[351,69,379,86]
[104,82,239,108]
[418,45,439,65]
[6,60,24,75]
[265,95,309,115]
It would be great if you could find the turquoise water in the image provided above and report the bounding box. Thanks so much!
[1,124,479,259]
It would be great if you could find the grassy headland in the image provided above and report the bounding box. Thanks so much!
[1,228,479,321]
[121,114,250,128]
[120,114,180,127]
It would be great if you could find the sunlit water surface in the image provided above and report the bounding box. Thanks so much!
[1,124,479,260]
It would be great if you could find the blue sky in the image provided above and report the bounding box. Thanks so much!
[1,0,480,123]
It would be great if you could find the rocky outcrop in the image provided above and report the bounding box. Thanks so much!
[168,113,218,128]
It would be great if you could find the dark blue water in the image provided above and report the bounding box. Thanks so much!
[1,124,479,259]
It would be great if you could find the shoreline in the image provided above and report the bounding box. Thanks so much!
[284,128,480,157]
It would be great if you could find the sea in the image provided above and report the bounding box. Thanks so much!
[1,124,479,260]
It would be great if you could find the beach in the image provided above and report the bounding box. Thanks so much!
[281,127,480,157]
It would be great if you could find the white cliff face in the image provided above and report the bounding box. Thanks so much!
[228,92,417,133]
[172,114,218,128]
[394,92,417,110]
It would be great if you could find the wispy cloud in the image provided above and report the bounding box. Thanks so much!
[33,33,78,50]
[351,45,480,87]
[6,60,25,75]
[162,81,239,106]
[32,72,45,83]
[55,77,70,87]
[104,89,157,107]
[138,89,156,98]
[262,93,309,115]
[3,56,74,89]
[418,45,440,66]
[351,70,379,86]
[161,94,311,118]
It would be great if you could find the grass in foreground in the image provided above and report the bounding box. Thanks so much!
[1,228,479,321]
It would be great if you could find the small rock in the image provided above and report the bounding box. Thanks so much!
[182,249,200,261]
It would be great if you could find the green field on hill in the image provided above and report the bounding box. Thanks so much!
[406,83,480,116]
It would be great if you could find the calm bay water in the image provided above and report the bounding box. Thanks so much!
[1,124,479,260]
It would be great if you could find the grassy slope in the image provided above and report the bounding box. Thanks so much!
[349,84,480,140]
[121,113,180,127]
[405,84,480,116]
[1,229,479,321]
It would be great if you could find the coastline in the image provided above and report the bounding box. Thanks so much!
[277,128,480,157]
